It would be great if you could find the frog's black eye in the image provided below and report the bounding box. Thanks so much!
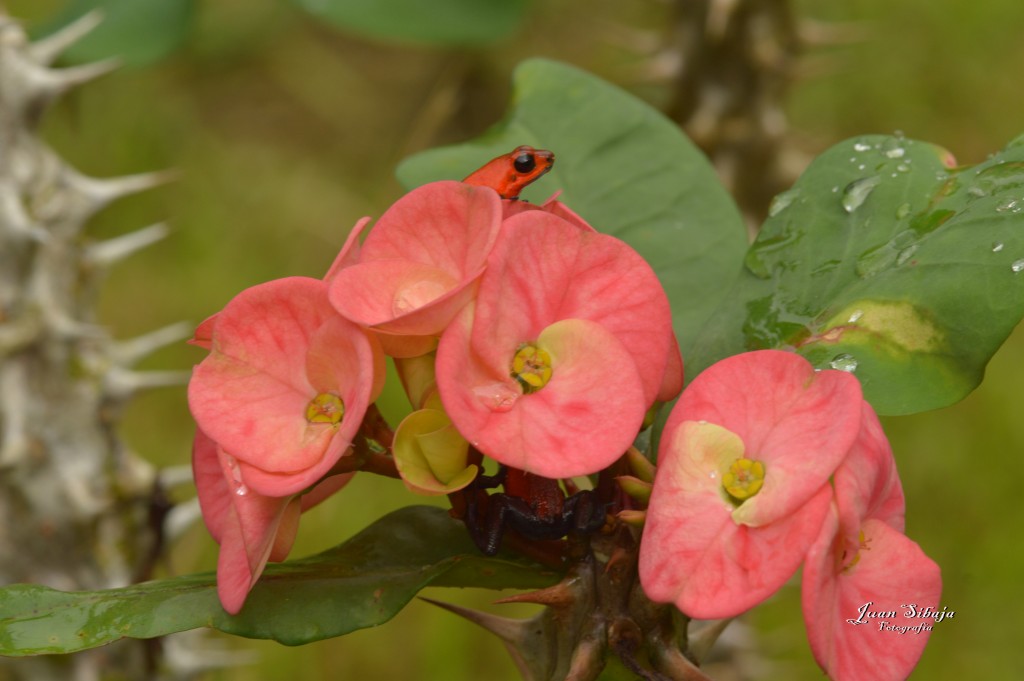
[513,152,536,174]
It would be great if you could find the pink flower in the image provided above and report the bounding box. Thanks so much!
[801,403,941,681]
[436,210,679,478]
[327,181,503,357]
[638,350,863,619]
[192,429,353,614]
[188,276,383,497]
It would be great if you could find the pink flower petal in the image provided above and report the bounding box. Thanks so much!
[834,402,906,539]
[803,511,942,681]
[300,472,355,512]
[657,332,684,402]
[215,495,297,615]
[360,180,502,272]
[470,212,674,405]
[325,182,500,345]
[501,192,596,232]
[188,313,218,350]
[189,277,375,496]
[213,460,300,614]
[191,351,336,475]
[328,258,479,336]
[323,216,371,284]
[438,312,647,477]
[373,330,439,359]
[666,350,863,526]
[639,420,832,618]
[192,428,230,542]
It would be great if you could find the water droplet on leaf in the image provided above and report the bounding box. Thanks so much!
[995,197,1023,214]
[841,176,881,213]
[896,244,918,266]
[896,203,912,219]
[768,188,799,217]
[1012,259,1024,273]
[848,309,864,323]
[853,141,872,152]
[829,353,859,372]
[992,242,1004,253]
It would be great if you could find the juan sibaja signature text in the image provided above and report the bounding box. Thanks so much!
[846,601,954,633]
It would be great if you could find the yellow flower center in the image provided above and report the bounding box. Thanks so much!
[841,530,872,573]
[305,392,345,425]
[722,457,765,501]
[510,343,553,393]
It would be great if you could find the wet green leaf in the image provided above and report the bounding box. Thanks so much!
[36,0,194,67]
[692,134,1024,414]
[292,0,529,47]
[398,58,748,361]
[0,506,559,655]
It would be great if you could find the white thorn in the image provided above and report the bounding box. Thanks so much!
[66,169,175,213]
[15,58,119,124]
[0,313,42,356]
[0,15,29,50]
[84,222,169,267]
[159,464,198,489]
[111,321,193,366]
[0,182,47,242]
[27,11,105,65]
[162,629,260,674]
[165,497,202,544]
[105,367,190,399]
[48,314,106,340]
[45,58,121,91]
[0,364,31,467]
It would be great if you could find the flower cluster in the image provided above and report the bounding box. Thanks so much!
[638,350,941,681]
[188,148,681,613]
[187,148,940,681]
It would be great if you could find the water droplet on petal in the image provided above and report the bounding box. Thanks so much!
[224,455,249,496]
[829,353,859,372]
[392,280,449,316]
[842,176,882,213]
[1012,259,1024,273]
[992,242,1004,253]
[473,382,519,413]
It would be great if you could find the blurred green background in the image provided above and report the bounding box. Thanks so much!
[6,0,1024,678]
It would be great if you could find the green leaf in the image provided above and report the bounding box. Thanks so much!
[692,134,1024,414]
[36,0,194,67]
[0,506,559,655]
[292,0,529,47]
[397,58,748,359]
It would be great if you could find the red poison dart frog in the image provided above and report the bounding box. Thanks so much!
[463,145,555,200]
